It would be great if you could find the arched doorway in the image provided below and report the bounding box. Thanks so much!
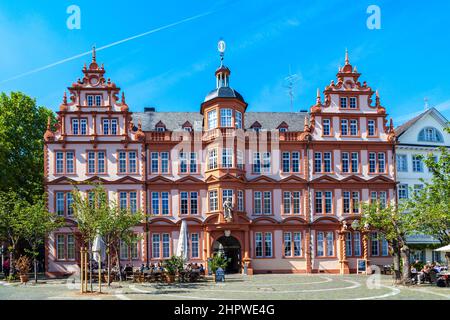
[212,236,241,273]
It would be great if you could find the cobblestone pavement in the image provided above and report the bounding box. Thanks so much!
[0,274,449,300]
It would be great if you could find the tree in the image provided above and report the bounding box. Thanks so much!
[0,92,55,201]
[406,144,450,246]
[359,201,417,284]
[0,191,29,277]
[21,199,64,283]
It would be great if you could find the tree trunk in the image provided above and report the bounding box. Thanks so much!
[391,241,401,282]
[107,248,111,286]
[34,258,38,283]
[400,244,411,285]
[88,241,93,292]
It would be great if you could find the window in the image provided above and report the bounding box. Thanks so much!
[56,234,75,261]
[418,127,443,142]
[235,111,242,129]
[208,149,218,170]
[284,232,302,258]
[349,97,357,109]
[371,232,379,256]
[398,184,408,200]
[282,152,290,173]
[87,151,106,174]
[207,109,217,129]
[352,191,360,213]
[292,152,300,172]
[350,119,358,135]
[368,119,376,136]
[279,127,287,132]
[178,191,197,215]
[412,155,423,172]
[191,233,199,258]
[351,152,359,173]
[354,232,361,256]
[262,152,271,174]
[345,233,352,256]
[253,191,272,215]
[342,152,349,173]
[152,233,171,259]
[343,191,360,214]
[222,189,233,207]
[323,119,331,135]
[255,232,272,258]
[152,234,160,259]
[397,154,408,172]
[156,126,165,132]
[381,235,389,256]
[221,148,233,168]
[180,192,188,215]
[283,191,301,215]
[102,118,118,135]
[209,190,218,212]
[55,192,73,217]
[237,150,244,170]
[118,150,137,174]
[369,152,386,173]
[95,95,102,106]
[253,152,261,173]
[341,119,348,135]
[237,190,244,211]
[343,191,350,214]
[314,152,332,173]
[55,151,75,174]
[72,118,88,135]
[340,97,347,108]
[151,192,169,215]
[118,191,138,213]
[150,152,169,174]
[316,231,334,257]
[87,95,94,106]
[180,152,197,174]
[315,191,332,214]
[220,108,232,127]
[120,238,139,260]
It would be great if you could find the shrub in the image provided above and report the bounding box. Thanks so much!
[16,255,31,275]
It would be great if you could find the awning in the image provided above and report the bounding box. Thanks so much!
[434,244,450,252]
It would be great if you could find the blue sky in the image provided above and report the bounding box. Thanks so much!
[0,0,449,125]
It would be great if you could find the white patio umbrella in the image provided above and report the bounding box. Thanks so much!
[92,234,106,264]
[435,244,450,252]
[176,219,189,261]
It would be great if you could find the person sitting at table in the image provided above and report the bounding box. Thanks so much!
[144,263,150,271]
[139,263,145,273]
[410,266,418,283]
[199,264,205,275]
[419,264,431,283]
[193,263,199,270]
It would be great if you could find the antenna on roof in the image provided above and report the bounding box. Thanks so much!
[284,65,300,112]
[424,97,430,110]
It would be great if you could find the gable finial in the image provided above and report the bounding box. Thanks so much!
[92,45,96,63]
[316,88,321,104]
[424,97,429,110]
[345,48,349,65]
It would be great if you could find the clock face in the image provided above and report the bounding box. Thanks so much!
[90,77,99,86]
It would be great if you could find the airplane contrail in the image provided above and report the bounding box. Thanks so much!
[0,11,213,85]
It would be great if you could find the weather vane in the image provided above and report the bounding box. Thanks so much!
[284,65,300,112]
[218,39,226,65]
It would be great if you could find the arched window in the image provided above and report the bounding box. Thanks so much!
[418,127,443,142]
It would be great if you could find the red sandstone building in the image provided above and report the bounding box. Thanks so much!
[44,48,396,276]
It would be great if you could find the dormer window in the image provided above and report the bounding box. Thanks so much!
[277,122,289,132]
[181,121,192,132]
[250,121,262,132]
[155,120,166,132]
[183,127,192,132]
[156,126,165,132]
[418,127,443,142]
[220,108,233,127]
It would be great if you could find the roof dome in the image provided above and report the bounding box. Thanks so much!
[204,86,245,103]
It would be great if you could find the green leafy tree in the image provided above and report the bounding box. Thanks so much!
[0,92,55,201]
[21,199,64,283]
[359,201,416,284]
[0,191,29,276]
[406,144,450,246]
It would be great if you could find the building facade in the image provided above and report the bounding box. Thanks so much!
[395,108,449,263]
[44,49,396,277]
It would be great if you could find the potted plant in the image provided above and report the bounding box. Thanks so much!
[209,252,229,281]
[163,256,184,283]
[16,255,31,283]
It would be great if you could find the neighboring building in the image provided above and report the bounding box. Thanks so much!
[395,108,449,263]
[44,48,396,277]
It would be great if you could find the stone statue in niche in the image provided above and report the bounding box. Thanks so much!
[223,198,233,222]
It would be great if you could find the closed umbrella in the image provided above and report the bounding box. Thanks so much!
[435,244,450,252]
[92,234,106,264]
[176,220,189,261]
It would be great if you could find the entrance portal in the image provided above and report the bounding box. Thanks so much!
[212,236,241,273]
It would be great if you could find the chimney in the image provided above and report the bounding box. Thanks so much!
[144,107,156,112]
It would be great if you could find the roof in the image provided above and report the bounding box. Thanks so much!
[132,111,309,132]
[204,87,245,103]
[395,107,448,138]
